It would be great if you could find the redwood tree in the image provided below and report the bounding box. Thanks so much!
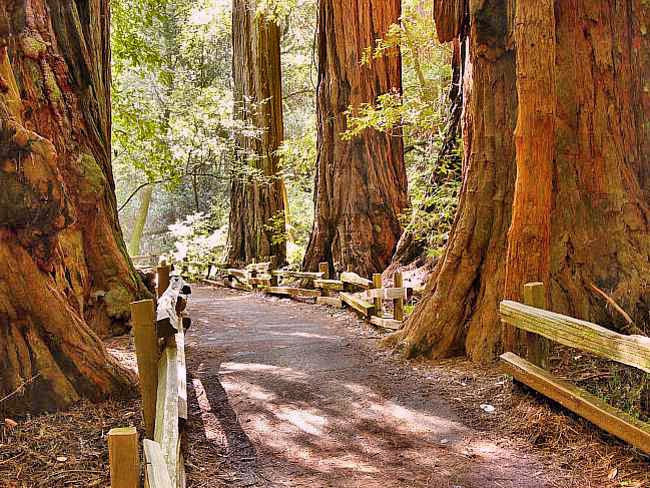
[391,0,650,362]
[228,0,287,265]
[303,0,408,276]
[0,0,144,413]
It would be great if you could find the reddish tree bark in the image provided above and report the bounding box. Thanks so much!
[389,0,650,362]
[303,0,408,276]
[0,0,144,414]
[502,0,556,352]
[228,0,287,265]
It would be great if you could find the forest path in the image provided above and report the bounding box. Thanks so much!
[183,286,548,488]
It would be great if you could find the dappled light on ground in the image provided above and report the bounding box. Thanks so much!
[184,287,551,487]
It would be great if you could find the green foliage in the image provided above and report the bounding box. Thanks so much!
[113,0,317,262]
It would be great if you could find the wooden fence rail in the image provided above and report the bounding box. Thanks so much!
[196,260,412,332]
[500,282,650,455]
[110,262,190,488]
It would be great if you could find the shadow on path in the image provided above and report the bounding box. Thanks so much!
[184,286,549,488]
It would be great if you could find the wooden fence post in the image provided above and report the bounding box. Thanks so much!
[372,274,383,317]
[157,261,171,298]
[319,262,329,297]
[131,299,159,439]
[108,427,139,488]
[523,282,549,368]
[393,271,404,322]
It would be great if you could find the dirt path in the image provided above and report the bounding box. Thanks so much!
[184,286,549,488]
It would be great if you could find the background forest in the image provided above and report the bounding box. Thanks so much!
[112,0,457,269]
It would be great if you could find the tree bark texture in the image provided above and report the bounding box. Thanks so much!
[0,0,143,414]
[302,0,408,276]
[392,0,650,362]
[228,0,287,265]
[502,0,556,352]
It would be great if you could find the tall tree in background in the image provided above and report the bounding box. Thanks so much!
[228,0,287,264]
[0,0,144,413]
[303,0,408,276]
[390,0,650,362]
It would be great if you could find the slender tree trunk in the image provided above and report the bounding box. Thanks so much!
[0,0,143,414]
[228,0,287,265]
[389,0,650,362]
[302,0,408,276]
[128,184,154,256]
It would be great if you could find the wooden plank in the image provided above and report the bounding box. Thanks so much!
[176,328,187,420]
[340,272,372,289]
[341,292,375,318]
[316,296,343,308]
[108,427,139,488]
[245,262,271,273]
[229,280,253,292]
[500,300,650,373]
[144,440,173,488]
[271,270,325,280]
[370,316,403,331]
[155,344,180,484]
[313,279,344,291]
[501,352,650,454]
[265,287,321,298]
[365,287,408,300]
[249,276,272,287]
[130,299,159,439]
[227,268,249,281]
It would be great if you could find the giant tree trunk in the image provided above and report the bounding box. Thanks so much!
[391,0,650,362]
[302,0,408,276]
[228,0,287,265]
[0,0,143,414]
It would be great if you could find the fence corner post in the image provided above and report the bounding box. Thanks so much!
[108,427,139,488]
[523,281,549,368]
[131,299,159,439]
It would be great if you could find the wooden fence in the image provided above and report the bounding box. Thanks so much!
[108,261,191,488]
[196,260,412,331]
[500,282,650,454]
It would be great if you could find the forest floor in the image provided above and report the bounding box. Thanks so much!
[2,286,649,487]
